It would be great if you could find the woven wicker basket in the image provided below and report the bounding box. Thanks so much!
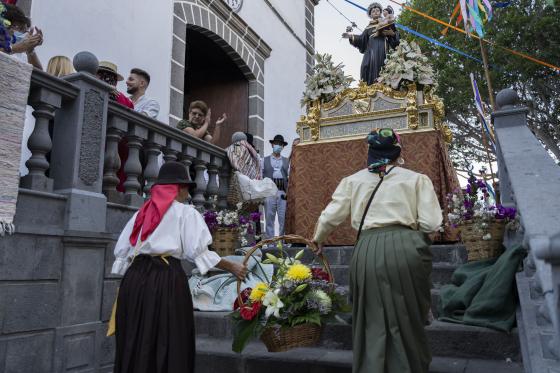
[460,220,505,262]
[212,228,239,257]
[236,234,334,352]
[260,323,322,352]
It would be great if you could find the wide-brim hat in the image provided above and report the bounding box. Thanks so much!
[98,61,124,81]
[154,161,196,189]
[269,134,288,146]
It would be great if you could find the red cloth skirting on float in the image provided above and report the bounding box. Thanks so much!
[285,130,460,245]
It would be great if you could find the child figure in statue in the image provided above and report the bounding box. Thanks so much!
[342,2,400,85]
[374,5,396,37]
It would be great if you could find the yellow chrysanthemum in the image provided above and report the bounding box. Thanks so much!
[249,282,269,302]
[286,263,312,282]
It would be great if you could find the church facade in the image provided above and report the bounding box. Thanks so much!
[28,0,319,151]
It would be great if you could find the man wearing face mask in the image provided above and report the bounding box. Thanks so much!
[4,4,43,69]
[262,135,289,239]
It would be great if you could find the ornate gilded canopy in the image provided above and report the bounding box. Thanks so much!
[297,81,452,144]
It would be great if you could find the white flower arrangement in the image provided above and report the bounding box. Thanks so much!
[378,40,437,90]
[301,53,354,107]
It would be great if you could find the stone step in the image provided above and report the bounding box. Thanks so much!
[195,336,524,373]
[262,244,467,267]
[194,312,521,361]
[301,261,458,288]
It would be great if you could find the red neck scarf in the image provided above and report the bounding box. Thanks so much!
[129,184,179,246]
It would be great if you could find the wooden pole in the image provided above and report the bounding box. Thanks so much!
[479,39,496,110]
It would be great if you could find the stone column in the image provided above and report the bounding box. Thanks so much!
[49,57,112,231]
[123,125,148,207]
[143,132,166,196]
[102,115,126,202]
[180,145,197,181]
[20,87,62,191]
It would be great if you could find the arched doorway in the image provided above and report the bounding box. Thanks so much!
[184,27,248,149]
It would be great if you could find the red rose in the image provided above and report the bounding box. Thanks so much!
[311,267,331,282]
[233,288,252,310]
[240,302,262,321]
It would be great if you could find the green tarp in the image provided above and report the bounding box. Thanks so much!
[438,245,526,332]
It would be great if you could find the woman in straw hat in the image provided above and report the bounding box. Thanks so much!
[111,161,248,373]
[312,129,442,373]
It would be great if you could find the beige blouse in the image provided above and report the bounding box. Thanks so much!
[313,167,443,243]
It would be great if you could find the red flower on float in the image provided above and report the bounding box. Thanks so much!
[233,287,252,310]
[240,301,262,321]
[311,267,331,282]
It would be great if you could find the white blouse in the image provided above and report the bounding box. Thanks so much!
[111,201,221,276]
[313,167,443,243]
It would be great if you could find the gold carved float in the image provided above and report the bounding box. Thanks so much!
[297,81,452,144]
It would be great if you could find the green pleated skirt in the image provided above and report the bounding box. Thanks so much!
[350,226,432,373]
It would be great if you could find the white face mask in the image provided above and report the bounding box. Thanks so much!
[273,145,283,154]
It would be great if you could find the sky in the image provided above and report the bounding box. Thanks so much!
[315,0,402,84]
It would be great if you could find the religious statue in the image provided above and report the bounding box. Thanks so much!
[342,3,400,85]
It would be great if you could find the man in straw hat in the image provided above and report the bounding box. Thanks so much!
[111,161,248,373]
[97,60,134,109]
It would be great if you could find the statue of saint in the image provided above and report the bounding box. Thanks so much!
[343,3,400,85]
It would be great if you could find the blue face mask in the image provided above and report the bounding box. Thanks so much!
[273,145,283,154]
[12,31,27,44]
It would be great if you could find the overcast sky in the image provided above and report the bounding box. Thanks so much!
[315,0,402,84]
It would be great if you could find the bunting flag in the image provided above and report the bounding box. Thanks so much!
[441,2,464,35]
[470,73,496,149]
[459,0,493,37]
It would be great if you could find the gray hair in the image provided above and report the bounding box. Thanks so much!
[231,131,247,143]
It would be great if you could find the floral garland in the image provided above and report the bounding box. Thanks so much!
[301,53,354,107]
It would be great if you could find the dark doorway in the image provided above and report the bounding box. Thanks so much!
[185,28,249,149]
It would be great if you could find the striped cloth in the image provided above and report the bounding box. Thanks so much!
[0,52,32,235]
[226,140,261,180]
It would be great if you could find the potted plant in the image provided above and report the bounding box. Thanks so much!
[231,237,349,353]
[203,203,261,256]
[446,169,517,261]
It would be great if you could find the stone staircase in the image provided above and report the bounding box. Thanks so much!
[193,245,524,372]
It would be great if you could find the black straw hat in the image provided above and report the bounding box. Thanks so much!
[154,161,196,188]
[269,134,288,146]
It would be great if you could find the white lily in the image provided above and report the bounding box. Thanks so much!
[262,289,284,319]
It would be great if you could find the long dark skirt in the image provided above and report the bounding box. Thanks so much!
[114,255,195,373]
[350,226,432,373]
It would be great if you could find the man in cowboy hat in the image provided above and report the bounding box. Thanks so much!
[97,61,134,109]
[111,161,247,373]
[262,134,290,239]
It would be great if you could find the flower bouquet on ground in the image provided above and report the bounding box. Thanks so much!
[231,235,349,353]
[203,202,262,256]
[447,168,517,261]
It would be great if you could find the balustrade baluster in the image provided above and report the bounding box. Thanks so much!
[217,164,231,210]
[143,132,165,196]
[192,152,210,209]
[21,88,62,191]
[205,156,221,210]
[103,116,127,202]
[163,138,181,163]
[123,124,147,206]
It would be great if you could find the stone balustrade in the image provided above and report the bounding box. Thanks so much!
[492,89,560,372]
[21,59,231,214]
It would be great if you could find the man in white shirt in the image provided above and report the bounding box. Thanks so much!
[126,68,160,119]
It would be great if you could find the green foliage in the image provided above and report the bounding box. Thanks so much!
[398,0,560,168]
[231,313,263,353]
[290,312,322,327]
